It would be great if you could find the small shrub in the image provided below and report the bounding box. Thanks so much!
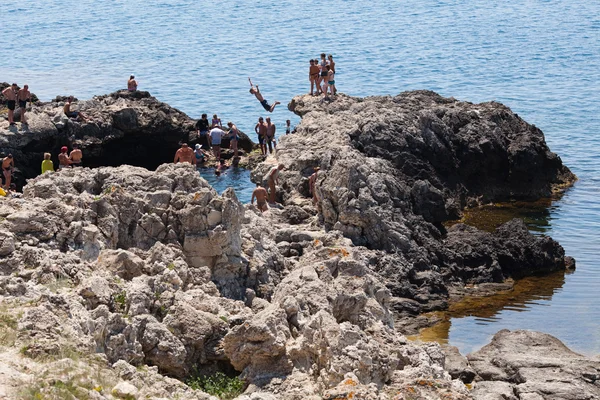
[114,291,127,311]
[186,371,244,399]
[167,262,176,270]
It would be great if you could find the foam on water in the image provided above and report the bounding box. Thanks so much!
[2,0,599,355]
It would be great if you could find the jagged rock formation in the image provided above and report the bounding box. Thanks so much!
[269,91,576,318]
[0,89,255,188]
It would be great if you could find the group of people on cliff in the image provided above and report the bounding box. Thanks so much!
[309,53,336,97]
[2,83,32,126]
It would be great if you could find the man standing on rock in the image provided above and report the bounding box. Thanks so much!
[174,143,195,165]
[251,183,269,213]
[267,163,284,203]
[69,143,83,167]
[63,96,88,122]
[17,84,31,125]
[2,154,14,189]
[265,117,276,154]
[2,83,18,126]
[255,117,267,155]
[210,126,225,161]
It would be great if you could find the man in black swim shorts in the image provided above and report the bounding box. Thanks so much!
[248,77,280,113]
[2,83,18,126]
[17,84,31,125]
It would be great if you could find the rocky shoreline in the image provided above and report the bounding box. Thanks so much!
[1,90,597,399]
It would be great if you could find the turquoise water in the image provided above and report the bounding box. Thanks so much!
[2,0,599,356]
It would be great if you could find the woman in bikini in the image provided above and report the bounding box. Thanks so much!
[227,121,240,158]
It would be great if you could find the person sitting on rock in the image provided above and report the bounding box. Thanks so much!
[194,144,209,165]
[69,143,83,167]
[63,96,88,122]
[227,121,240,158]
[267,163,285,203]
[308,167,320,205]
[58,146,72,169]
[174,143,195,165]
[17,84,31,125]
[2,154,14,189]
[248,77,280,113]
[211,114,222,129]
[251,183,269,213]
[127,75,138,91]
[196,114,211,141]
[2,83,18,126]
[41,153,54,174]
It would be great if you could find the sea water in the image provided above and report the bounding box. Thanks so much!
[1,0,599,356]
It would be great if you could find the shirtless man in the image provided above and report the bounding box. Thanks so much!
[267,163,284,203]
[17,84,31,125]
[127,75,138,91]
[251,183,269,213]
[255,117,267,155]
[265,117,276,154]
[2,154,14,189]
[308,167,320,205]
[69,143,83,167]
[174,143,195,165]
[2,83,18,126]
[63,96,88,122]
[58,146,72,169]
[309,59,320,95]
[248,77,280,113]
[226,121,240,158]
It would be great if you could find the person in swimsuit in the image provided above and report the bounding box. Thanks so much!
[328,55,337,94]
[210,126,225,161]
[248,77,280,113]
[2,154,14,189]
[308,167,320,205]
[58,146,72,169]
[69,143,83,167]
[319,53,328,94]
[2,83,18,126]
[41,153,54,174]
[267,163,284,203]
[211,114,222,129]
[251,183,269,213]
[17,84,31,125]
[324,65,336,98]
[309,59,320,95]
[174,143,195,165]
[63,97,88,122]
[127,75,138,91]
[194,144,209,165]
[255,117,267,155]
[265,117,276,154]
[226,121,240,158]
[285,119,291,135]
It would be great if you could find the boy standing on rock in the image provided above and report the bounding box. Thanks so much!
[255,117,267,155]
[2,83,18,126]
[2,154,14,189]
[251,183,269,213]
[17,84,31,125]
[248,77,280,113]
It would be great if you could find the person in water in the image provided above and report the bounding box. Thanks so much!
[248,77,280,112]
[58,146,72,169]
[227,121,240,158]
[251,183,269,213]
[69,143,83,167]
[2,154,14,189]
[127,75,138,91]
[2,83,18,126]
[255,117,267,155]
[17,84,31,125]
[41,153,54,174]
[63,96,88,122]
[194,144,209,165]
[174,143,195,165]
[309,59,320,95]
[267,163,285,203]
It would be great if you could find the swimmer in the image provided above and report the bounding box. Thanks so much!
[248,77,280,113]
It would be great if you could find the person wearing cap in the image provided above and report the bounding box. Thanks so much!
[127,75,138,91]
[194,143,209,165]
[2,154,14,189]
[266,163,285,203]
[58,146,72,169]
[174,143,195,165]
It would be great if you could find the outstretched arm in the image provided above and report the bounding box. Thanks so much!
[248,77,253,87]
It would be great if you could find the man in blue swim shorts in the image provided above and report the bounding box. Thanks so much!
[248,77,280,113]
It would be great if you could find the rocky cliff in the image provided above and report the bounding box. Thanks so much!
[0,88,256,188]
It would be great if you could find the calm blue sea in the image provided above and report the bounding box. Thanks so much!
[1,0,599,356]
